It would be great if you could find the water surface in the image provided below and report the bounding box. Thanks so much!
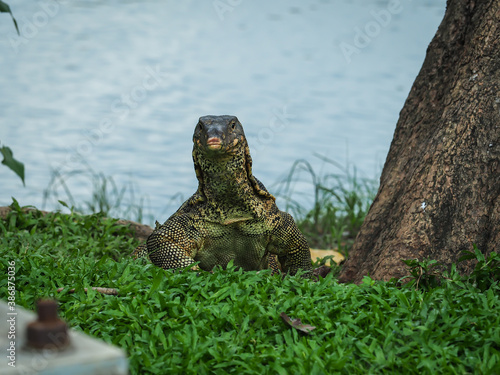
[0,0,446,222]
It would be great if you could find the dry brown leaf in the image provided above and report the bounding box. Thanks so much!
[280,312,316,334]
[310,248,345,265]
[56,287,119,295]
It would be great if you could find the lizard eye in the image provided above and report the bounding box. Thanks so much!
[230,121,236,130]
[197,122,203,131]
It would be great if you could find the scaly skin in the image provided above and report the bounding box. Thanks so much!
[133,115,312,276]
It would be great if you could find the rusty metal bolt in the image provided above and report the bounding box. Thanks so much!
[26,299,70,351]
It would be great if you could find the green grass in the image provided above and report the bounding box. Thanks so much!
[40,156,376,257]
[274,156,377,255]
[43,161,152,224]
[1,200,499,374]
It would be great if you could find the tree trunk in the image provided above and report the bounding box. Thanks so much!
[339,0,500,283]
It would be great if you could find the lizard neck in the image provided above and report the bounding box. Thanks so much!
[197,151,263,217]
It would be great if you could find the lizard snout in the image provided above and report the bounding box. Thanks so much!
[207,137,222,150]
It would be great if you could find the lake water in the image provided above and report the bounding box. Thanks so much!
[0,0,446,224]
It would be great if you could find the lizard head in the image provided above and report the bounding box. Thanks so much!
[191,115,275,203]
[193,115,245,157]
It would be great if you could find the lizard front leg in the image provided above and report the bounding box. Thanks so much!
[269,211,312,277]
[146,215,200,270]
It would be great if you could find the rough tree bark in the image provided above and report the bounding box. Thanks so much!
[339,0,500,283]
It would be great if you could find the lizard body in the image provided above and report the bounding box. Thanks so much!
[133,115,312,276]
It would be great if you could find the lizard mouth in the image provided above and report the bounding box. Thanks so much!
[207,137,222,150]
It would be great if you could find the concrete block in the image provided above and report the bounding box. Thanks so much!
[1,301,128,375]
